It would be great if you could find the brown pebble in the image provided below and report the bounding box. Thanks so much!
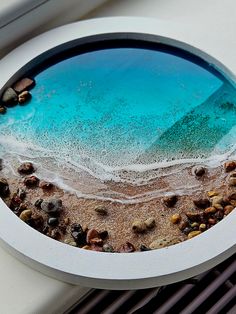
[98,230,108,240]
[193,166,206,177]
[188,230,202,239]
[19,209,32,222]
[185,211,204,222]
[82,245,91,250]
[228,192,236,200]
[118,242,135,253]
[193,198,210,209]
[214,203,223,210]
[86,229,99,244]
[170,213,181,224]
[178,220,188,231]
[18,162,35,175]
[224,160,236,172]
[132,220,146,233]
[228,173,236,186]
[13,77,35,93]
[208,218,216,225]
[144,217,156,229]
[39,181,54,190]
[23,175,39,187]
[18,91,31,104]
[94,206,108,216]
[163,194,178,207]
[204,207,217,214]
[224,205,234,215]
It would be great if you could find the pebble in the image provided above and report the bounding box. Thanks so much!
[207,190,219,198]
[183,227,192,235]
[47,217,59,226]
[229,176,236,186]
[190,222,199,229]
[86,229,99,244]
[18,91,31,104]
[17,188,26,200]
[224,160,236,172]
[0,178,10,197]
[199,223,206,231]
[82,245,91,250]
[170,213,181,224]
[163,195,178,207]
[13,78,35,93]
[149,237,181,249]
[204,207,217,214]
[208,218,216,225]
[132,220,147,233]
[94,206,108,216]
[41,198,62,214]
[99,230,108,240]
[140,244,151,251]
[228,192,236,200]
[19,209,32,222]
[34,198,43,208]
[187,230,201,239]
[193,198,210,209]
[211,196,223,206]
[23,175,39,187]
[178,220,188,231]
[118,242,135,253]
[18,162,35,175]
[224,205,234,215]
[1,88,18,107]
[103,244,114,253]
[185,211,204,222]
[144,218,156,229]
[0,106,6,114]
[39,181,54,190]
[193,166,206,177]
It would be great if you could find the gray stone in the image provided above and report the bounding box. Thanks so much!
[1,88,18,107]
[41,198,62,214]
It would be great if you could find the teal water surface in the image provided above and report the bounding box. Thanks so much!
[1,47,236,183]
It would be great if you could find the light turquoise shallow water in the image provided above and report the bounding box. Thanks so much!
[1,47,236,189]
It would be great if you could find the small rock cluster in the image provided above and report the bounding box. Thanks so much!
[0,77,35,114]
[168,161,236,240]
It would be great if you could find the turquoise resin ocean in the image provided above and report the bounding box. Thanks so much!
[1,47,236,187]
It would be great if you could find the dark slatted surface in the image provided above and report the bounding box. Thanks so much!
[70,254,236,314]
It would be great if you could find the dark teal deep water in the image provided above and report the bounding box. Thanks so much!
[1,47,236,191]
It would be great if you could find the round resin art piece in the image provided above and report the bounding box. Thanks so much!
[1,37,236,253]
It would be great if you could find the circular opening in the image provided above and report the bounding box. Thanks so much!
[1,33,236,257]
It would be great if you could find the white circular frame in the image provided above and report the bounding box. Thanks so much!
[0,17,236,289]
